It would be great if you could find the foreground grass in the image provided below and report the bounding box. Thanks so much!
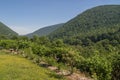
[0,53,65,80]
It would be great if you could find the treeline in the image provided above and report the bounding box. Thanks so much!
[0,34,120,80]
[64,27,120,46]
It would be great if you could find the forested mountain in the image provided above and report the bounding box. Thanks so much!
[0,5,120,80]
[0,22,18,37]
[26,23,64,37]
[49,5,120,41]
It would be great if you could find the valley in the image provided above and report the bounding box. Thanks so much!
[0,5,120,80]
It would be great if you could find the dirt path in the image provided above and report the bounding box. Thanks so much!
[66,73,92,80]
[48,66,92,80]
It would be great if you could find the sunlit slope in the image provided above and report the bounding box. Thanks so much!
[0,54,63,80]
[50,5,120,39]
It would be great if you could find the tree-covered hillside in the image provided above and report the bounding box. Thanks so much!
[50,5,120,40]
[0,22,18,36]
[26,23,64,37]
[0,5,120,80]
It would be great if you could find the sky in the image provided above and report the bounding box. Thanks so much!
[0,0,120,35]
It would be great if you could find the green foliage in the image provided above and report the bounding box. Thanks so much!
[52,39,65,47]
[0,32,119,80]
[17,41,30,49]
[78,55,112,80]
[0,40,17,49]
[0,40,31,50]
[112,54,120,80]
[32,44,50,56]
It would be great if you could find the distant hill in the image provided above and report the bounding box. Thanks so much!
[0,22,18,36]
[49,5,120,40]
[26,23,64,37]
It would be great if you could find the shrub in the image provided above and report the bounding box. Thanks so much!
[78,54,112,80]
[112,54,120,80]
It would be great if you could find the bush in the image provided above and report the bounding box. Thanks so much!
[78,54,112,80]
[0,40,18,50]
[112,54,120,80]
[31,44,50,57]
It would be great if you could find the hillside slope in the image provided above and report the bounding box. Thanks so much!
[26,23,64,37]
[0,22,18,36]
[0,53,64,80]
[49,5,120,40]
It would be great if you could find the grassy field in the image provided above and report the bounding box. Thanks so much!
[0,52,65,80]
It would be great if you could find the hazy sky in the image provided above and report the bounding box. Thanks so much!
[0,0,120,35]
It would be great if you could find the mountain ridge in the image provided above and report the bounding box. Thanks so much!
[26,23,64,37]
[49,5,120,40]
[0,22,18,36]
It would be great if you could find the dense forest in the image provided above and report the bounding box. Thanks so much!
[50,5,120,42]
[0,5,120,80]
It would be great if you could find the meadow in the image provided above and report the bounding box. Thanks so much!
[0,52,64,80]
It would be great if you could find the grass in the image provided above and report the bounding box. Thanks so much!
[0,52,65,80]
